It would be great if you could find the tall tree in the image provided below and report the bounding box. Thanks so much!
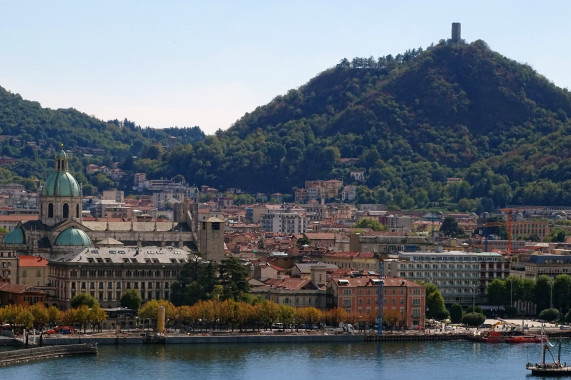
[439,216,463,237]
[218,257,251,301]
[487,278,506,306]
[170,259,218,306]
[425,283,449,320]
[534,275,554,313]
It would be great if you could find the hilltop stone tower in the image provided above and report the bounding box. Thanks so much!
[451,22,461,42]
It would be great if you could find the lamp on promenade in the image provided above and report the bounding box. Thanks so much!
[550,281,554,309]
[509,277,513,308]
[472,284,476,310]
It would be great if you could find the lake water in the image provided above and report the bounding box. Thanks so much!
[0,340,566,380]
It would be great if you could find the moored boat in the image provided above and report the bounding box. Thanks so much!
[506,335,545,343]
[526,325,570,376]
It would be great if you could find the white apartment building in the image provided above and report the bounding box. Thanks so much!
[394,251,509,306]
[260,210,307,234]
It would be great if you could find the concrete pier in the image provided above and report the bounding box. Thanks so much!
[0,343,97,366]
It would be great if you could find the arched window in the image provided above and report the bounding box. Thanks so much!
[48,203,54,218]
[76,204,80,218]
[63,203,69,218]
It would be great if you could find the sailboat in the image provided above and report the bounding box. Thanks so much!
[526,325,571,376]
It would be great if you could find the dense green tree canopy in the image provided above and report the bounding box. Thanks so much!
[450,303,464,324]
[352,219,387,231]
[425,283,449,320]
[70,293,99,309]
[121,289,143,311]
[439,217,464,237]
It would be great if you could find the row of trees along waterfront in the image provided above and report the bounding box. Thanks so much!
[0,300,386,333]
[487,274,571,320]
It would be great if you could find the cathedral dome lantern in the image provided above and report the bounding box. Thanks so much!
[40,147,83,226]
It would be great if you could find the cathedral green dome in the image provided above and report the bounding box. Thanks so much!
[41,172,81,197]
[54,227,92,246]
[1,227,25,245]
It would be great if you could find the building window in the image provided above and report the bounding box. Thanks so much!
[63,203,69,218]
[48,203,54,218]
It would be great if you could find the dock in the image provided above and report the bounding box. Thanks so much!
[365,333,471,342]
[0,343,97,367]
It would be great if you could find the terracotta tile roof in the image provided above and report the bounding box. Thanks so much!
[18,255,48,267]
[0,214,39,222]
[0,281,37,294]
[264,278,317,290]
[323,251,375,258]
[304,233,335,240]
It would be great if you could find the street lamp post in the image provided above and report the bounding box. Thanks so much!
[472,284,476,310]
[550,281,554,309]
[510,278,513,308]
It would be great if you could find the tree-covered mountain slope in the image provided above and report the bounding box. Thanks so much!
[2,39,570,209]
[0,87,204,192]
[163,40,571,207]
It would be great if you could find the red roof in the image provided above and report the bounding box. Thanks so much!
[0,281,39,294]
[0,214,39,222]
[18,255,48,267]
[264,278,317,290]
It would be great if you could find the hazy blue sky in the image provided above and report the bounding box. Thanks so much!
[2,1,570,135]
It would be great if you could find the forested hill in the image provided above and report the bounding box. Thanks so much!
[162,39,571,208]
[0,86,204,193]
[2,39,571,209]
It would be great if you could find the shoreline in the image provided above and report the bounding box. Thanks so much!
[7,320,570,346]
[37,332,367,345]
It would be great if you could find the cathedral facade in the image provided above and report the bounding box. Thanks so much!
[1,149,224,308]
